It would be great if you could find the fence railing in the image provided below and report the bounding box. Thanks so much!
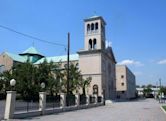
[46,95,60,109]
[15,100,39,112]
[80,95,86,105]
[4,91,104,120]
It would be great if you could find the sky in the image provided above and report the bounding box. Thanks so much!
[0,0,166,86]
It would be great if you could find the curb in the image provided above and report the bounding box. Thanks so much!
[160,106,166,115]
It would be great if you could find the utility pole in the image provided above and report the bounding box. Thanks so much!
[159,78,161,88]
[67,32,70,97]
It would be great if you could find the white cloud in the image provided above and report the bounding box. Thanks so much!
[133,72,143,76]
[157,59,166,64]
[117,59,144,66]
[105,41,112,48]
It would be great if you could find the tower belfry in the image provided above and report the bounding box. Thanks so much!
[78,16,116,100]
[84,16,106,50]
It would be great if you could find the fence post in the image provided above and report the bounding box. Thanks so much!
[94,94,98,104]
[101,95,104,104]
[39,92,46,115]
[75,94,80,107]
[4,91,16,120]
[86,95,90,105]
[60,93,66,108]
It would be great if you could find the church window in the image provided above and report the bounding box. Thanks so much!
[87,24,90,32]
[95,22,98,30]
[93,38,97,49]
[89,39,93,50]
[91,23,94,30]
[93,84,98,95]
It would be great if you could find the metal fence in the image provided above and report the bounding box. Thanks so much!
[15,94,39,112]
[90,95,95,104]
[46,95,60,109]
[80,95,86,105]
[66,94,75,106]
[98,96,102,103]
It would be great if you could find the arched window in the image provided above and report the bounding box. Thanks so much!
[95,22,98,30]
[93,84,98,95]
[91,23,94,30]
[89,39,92,50]
[93,38,97,49]
[87,24,90,32]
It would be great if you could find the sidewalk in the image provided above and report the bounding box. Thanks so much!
[6,99,166,121]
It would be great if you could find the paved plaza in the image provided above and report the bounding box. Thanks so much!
[0,100,5,121]
[1,98,164,121]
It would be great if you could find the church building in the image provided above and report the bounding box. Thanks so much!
[0,16,117,100]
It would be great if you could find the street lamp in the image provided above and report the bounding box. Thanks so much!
[0,76,5,80]
[40,82,45,91]
[10,79,16,91]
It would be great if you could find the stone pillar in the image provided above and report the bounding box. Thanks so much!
[100,95,104,104]
[94,94,98,104]
[4,91,16,120]
[75,94,80,107]
[86,95,90,105]
[60,93,66,108]
[39,92,46,115]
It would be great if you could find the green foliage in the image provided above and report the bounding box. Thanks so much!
[80,77,92,95]
[143,87,152,97]
[12,62,40,100]
[159,86,166,95]
[162,106,166,111]
[62,63,82,94]
[1,61,92,100]
[0,71,13,92]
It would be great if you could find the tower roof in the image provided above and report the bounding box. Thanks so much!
[20,47,44,57]
[84,16,106,25]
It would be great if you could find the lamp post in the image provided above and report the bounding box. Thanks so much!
[10,79,16,91]
[39,82,46,115]
[41,82,45,91]
[4,79,16,119]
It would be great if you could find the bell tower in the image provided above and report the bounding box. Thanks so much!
[84,16,106,50]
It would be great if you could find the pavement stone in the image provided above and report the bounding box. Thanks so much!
[2,98,166,121]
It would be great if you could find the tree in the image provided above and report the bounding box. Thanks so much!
[143,87,152,97]
[80,77,92,95]
[159,86,166,95]
[47,61,63,95]
[12,62,40,101]
[0,71,13,92]
[62,63,82,94]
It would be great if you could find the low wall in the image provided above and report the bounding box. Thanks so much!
[13,103,104,119]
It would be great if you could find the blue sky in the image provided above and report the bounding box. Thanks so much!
[0,0,166,86]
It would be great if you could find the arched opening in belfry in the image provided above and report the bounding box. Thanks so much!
[93,84,99,95]
[87,24,90,32]
[93,38,97,49]
[89,39,93,50]
[95,22,98,30]
[91,23,94,30]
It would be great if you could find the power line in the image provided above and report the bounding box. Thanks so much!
[0,24,66,47]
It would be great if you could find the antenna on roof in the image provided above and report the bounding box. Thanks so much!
[32,40,35,47]
[93,11,97,16]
